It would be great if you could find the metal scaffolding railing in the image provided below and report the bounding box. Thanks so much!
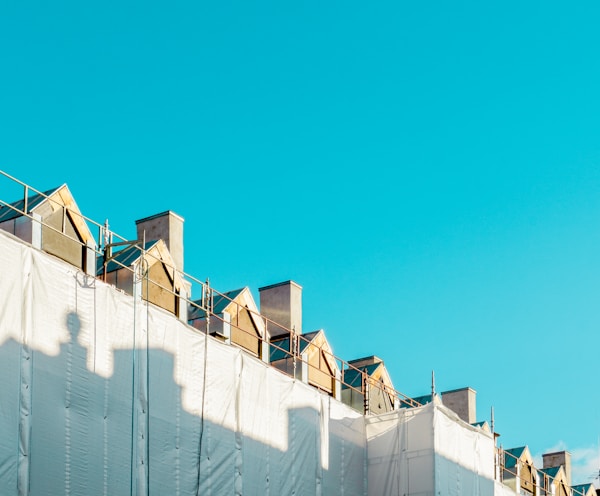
[498,447,590,496]
[0,169,421,414]
[2,170,594,493]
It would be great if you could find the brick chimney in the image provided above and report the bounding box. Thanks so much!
[543,450,571,486]
[135,211,184,272]
[441,387,477,424]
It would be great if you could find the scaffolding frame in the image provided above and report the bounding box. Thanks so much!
[5,170,592,494]
[0,170,420,413]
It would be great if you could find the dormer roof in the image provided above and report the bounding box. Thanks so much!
[189,286,265,338]
[571,483,596,496]
[271,329,338,374]
[0,184,94,244]
[98,238,186,290]
[504,446,532,469]
[342,358,393,391]
[0,186,58,222]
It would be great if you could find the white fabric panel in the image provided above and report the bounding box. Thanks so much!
[96,284,138,495]
[290,382,321,496]
[0,232,368,495]
[238,355,273,495]
[365,398,515,496]
[494,480,520,496]
[326,399,366,496]
[198,337,238,496]
[366,410,403,495]
[433,403,495,496]
[146,310,194,496]
[0,237,27,495]
[266,370,296,494]
[25,244,139,495]
[4,231,523,496]
[366,404,435,496]
[0,232,24,345]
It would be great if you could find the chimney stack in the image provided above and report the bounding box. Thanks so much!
[441,387,477,424]
[135,211,184,272]
[543,450,571,486]
[259,281,302,339]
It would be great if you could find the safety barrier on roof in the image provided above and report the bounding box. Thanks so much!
[0,169,421,413]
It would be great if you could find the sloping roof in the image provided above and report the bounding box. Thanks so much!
[269,331,318,362]
[540,466,561,478]
[348,355,383,367]
[572,483,594,493]
[504,446,527,469]
[269,330,337,373]
[342,362,381,389]
[0,186,60,222]
[299,331,320,350]
[188,288,245,320]
[97,241,159,274]
[0,184,94,246]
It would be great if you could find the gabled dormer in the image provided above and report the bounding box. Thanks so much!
[189,287,267,360]
[0,184,95,273]
[341,356,396,414]
[540,465,570,496]
[270,329,340,398]
[571,482,597,496]
[503,446,537,495]
[98,239,187,318]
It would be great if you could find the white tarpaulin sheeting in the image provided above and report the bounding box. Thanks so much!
[0,229,520,496]
[433,400,496,496]
[0,231,366,496]
[366,404,435,495]
[366,397,507,496]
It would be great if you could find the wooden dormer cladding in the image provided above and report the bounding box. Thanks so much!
[302,331,337,394]
[230,300,263,357]
[145,258,178,315]
[341,356,396,414]
[367,374,395,414]
[538,470,551,496]
[520,459,535,495]
[269,330,339,397]
[540,466,570,496]
[555,469,569,496]
[556,481,569,496]
[0,184,95,272]
[188,287,266,359]
[502,446,536,494]
[101,239,187,318]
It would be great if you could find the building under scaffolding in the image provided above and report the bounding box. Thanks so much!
[0,171,596,495]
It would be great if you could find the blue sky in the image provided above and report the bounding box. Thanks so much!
[2,0,600,484]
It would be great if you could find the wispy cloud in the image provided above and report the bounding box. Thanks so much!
[533,442,600,486]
